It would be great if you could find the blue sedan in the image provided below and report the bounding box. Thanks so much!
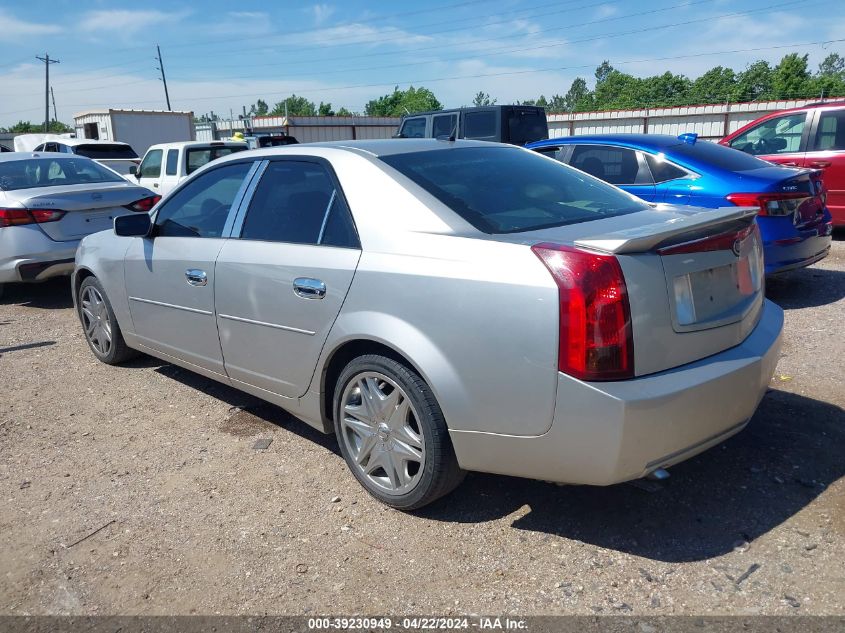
[527,134,833,274]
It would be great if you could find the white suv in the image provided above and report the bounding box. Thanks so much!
[130,141,247,196]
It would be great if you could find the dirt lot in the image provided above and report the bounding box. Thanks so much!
[1,238,843,617]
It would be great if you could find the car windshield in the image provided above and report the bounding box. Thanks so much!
[0,157,125,191]
[186,146,248,174]
[669,139,773,171]
[74,144,139,159]
[380,147,648,234]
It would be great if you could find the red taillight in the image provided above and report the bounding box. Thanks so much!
[125,195,161,212]
[532,243,634,381]
[657,223,755,256]
[726,192,811,217]
[0,208,65,227]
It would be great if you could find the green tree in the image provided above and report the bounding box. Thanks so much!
[270,95,317,116]
[772,53,811,100]
[812,53,845,99]
[249,99,269,116]
[3,120,71,133]
[318,102,335,116]
[472,91,496,106]
[563,77,592,111]
[336,107,353,116]
[736,60,774,101]
[689,66,737,104]
[365,86,442,116]
[595,61,614,85]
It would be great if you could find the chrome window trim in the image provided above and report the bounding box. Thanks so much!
[316,190,337,245]
[218,313,316,336]
[224,159,266,238]
[129,296,213,316]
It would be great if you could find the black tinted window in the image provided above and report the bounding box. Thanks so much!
[463,111,496,139]
[813,110,845,151]
[165,149,179,176]
[74,144,138,159]
[570,145,648,185]
[671,139,773,171]
[506,109,548,145]
[644,153,687,183]
[240,161,356,247]
[432,114,457,138]
[155,162,250,238]
[0,157,124,191]
[401,117,426,138]
[381,147,647,234]
[186,146,247,174]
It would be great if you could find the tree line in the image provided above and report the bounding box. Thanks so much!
[5,52,844,132]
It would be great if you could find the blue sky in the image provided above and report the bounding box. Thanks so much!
[1,0,844,126]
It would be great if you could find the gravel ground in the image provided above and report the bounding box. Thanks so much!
[0,238,843,617]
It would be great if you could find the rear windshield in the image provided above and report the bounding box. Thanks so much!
[73,144,139,159]
[0,157,125,191]
[186,146,248,174]
[380,147,648,234]
[669,140,773,172]
[506,109,549,145]
[257,136,298,147]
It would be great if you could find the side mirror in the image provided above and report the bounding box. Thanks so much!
[132,165,141,178]
[114,213,152,237]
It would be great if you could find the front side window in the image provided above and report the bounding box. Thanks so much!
[812,110,845,151]
[432,114,457,138]
[154,162,251,238]
[729,112,806,155]
[400,117,426,138]
[240,161,357,248]
[569,145,648,185]
[165,149,179,176]
[139,149,163,178]
[381,147,648,234]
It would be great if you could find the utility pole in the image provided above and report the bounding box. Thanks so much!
[35,53,60,132]
[50,87,58,124]
[155,44,171,111]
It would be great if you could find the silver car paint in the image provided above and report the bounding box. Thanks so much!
[74,139,782,485]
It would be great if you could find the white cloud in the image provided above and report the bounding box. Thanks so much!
[0,10,61,38]
[79,10,186,34]
[596,4,619,19]
[228,11,268,20]
[287,23,432,48]
[310,4,335,25]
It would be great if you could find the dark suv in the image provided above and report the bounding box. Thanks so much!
[395,105,548,146]
[721,100,845,226]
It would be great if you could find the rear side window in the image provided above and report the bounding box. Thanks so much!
[432,114,457,138]
[670,139,773,171]
[400,117,426,138]
[729,112,806,155]
[139,149,162,178]
[240,161,358,247]
[380,147,648,234]
[506,109,548,145]
[186,146,247,174]
[812,110,845,151]
[74,144,138,159]
[165,149,179,176]
[154,162,251,238]
[644,153,688,182]
[570,145,649,185]
[463,111,497,139]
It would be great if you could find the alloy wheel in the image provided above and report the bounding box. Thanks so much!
[80,285,112,356]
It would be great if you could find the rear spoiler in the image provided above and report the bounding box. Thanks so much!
[575,206,758,254]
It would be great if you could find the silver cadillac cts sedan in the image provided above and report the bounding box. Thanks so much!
[72,139,783,510]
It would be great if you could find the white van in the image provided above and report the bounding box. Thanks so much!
[129,141,248,196]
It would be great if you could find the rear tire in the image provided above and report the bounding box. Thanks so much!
[78,276,137,365]
[334,354,465,510]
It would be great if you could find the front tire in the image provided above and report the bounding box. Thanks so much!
[334,354,465,510]
[78,276,137,365]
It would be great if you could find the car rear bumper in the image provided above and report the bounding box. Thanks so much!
[0,225,78,283]
[449,299,783,485]
[760,214,833,275]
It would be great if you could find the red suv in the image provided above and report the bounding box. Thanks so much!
[721,101,845,226]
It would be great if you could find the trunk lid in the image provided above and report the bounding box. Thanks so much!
[20,182,152,241]
[496,205,765,377]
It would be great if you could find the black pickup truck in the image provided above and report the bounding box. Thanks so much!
[394,105,549,145]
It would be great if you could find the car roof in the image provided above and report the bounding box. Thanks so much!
[0,152,93,163]
[147,140,247,150]
[529,134,696,151]
[226,138,511,159]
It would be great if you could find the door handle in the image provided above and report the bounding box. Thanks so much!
[808,160,831,168]
[293,277,326,299]
[185,269,207,286]
[153,183,159,188]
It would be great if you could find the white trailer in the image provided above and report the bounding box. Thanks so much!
[73,109,195,157]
